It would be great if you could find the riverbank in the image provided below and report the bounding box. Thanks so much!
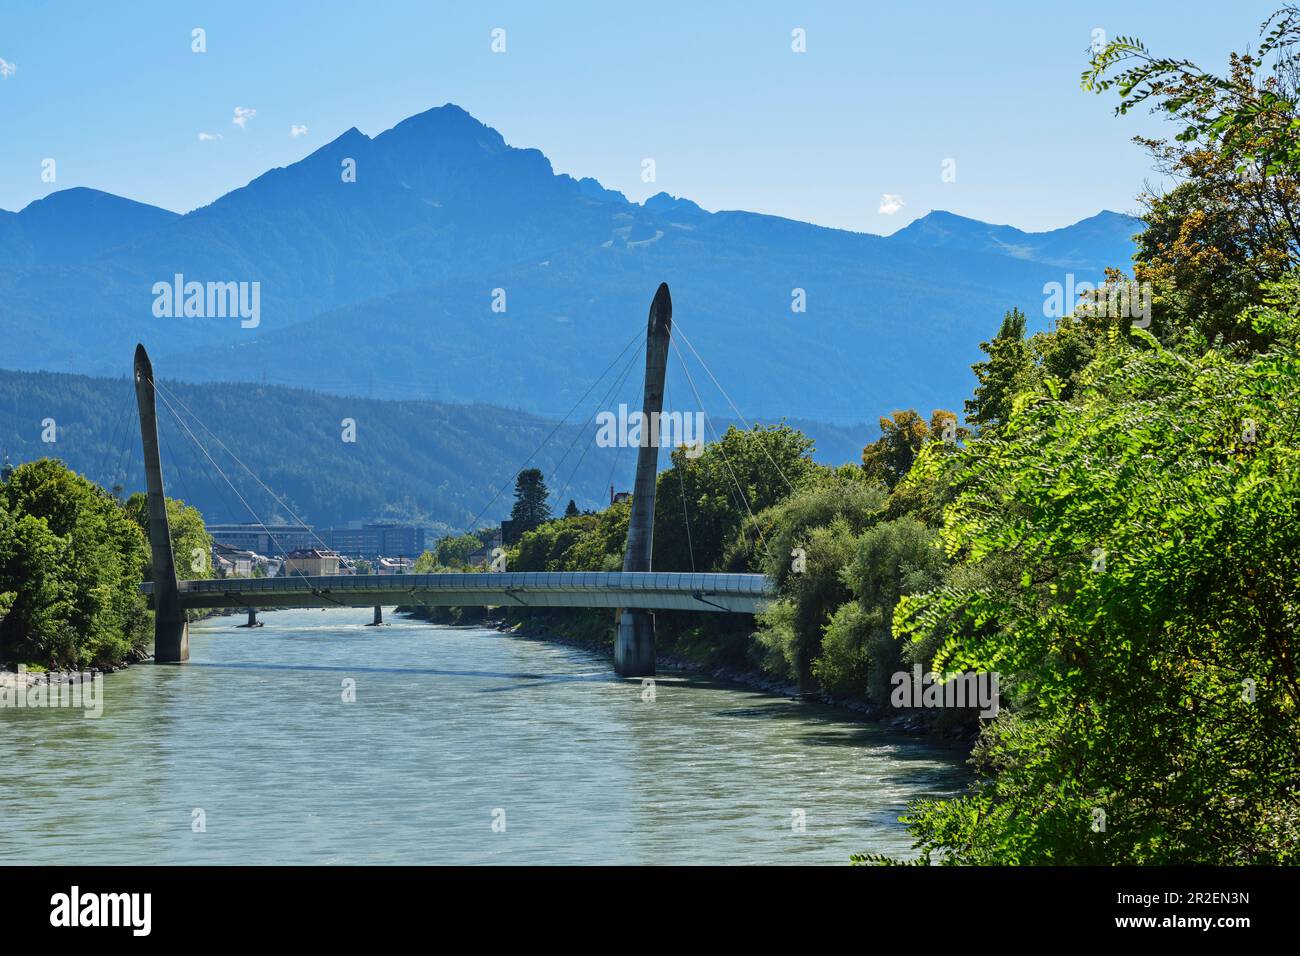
[0,667,104,691]
[0,607,255,678]
[0,641,151,679]
[440,610,980,751]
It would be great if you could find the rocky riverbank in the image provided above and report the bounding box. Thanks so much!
[0,667,102,691]
[0,642,151,682]
[0,607,247,679]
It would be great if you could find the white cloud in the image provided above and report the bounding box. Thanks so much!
[289,124,308,138]
[0,57,16,79]
[878,194,905,216]
[198,132,223,141]
[232,106,256,128]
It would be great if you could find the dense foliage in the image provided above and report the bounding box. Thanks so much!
[886,291,1300,863]
[858,10,1300,864]
[123,493,213,582]
[0,460,151,668]
[0,459,220,669]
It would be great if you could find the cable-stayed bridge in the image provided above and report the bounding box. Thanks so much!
[133,283,777,677]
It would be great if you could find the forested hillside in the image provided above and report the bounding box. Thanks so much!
[0,367,871,532]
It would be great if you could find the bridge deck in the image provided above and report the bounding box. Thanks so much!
[141,571,776,614]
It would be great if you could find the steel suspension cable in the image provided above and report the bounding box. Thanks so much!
[150,380,346,605]
[669,338,771,559]
[457,325,646,537]
[665,381,697,573]
[551,337,645,514]
[151,378,338,560]
[672,319,799,494]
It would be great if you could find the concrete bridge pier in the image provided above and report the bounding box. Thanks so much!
[237,608,262,628]
[615,283,672,677]
[133,343,188,663]
[366,605,385,626]
[615,610,656,677]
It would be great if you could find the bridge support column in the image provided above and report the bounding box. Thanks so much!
[133,344,188,663]
[615,283,672,677]
[366,605,384,626]
[237,608,261,628]
[615,610,656,676]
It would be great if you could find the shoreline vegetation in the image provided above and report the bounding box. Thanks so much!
[3,8,1298,865]
[0,459,213,674]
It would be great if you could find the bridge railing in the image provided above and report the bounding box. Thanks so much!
[143,571,775,596]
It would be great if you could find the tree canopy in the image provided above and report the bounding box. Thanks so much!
[0,459,151,668]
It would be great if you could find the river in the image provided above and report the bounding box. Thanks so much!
[1,608,967,865]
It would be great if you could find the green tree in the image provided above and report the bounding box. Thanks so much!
[1083,8,1300,348]
[653,423,818,573]
[815,515,945,700]
[514,511,598,572]
[750,468,888,686]
[509,468,551,537]
[862,410,965,490]
[432,533,483,567]
[411,551,441,573]
[965,309,1030,429]
[0,460,151,668]
[123,493,213,581]
[754,519,858,687]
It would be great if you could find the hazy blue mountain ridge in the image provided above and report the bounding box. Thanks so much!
[0,104,1142,424]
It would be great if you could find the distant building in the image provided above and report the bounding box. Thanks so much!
[467,529,504,568]
[212,542,257,577]
[209,521,426,564]
[280,548,341,577]
[376,556,414,574]
[320,523,426,560]
[610,486,631,505]
[209,523,317,556]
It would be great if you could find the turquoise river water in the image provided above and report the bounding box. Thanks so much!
[1,607,968,864]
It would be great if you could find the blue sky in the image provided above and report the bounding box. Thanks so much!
[0,0,1280,233]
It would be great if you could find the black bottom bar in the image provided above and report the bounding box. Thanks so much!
[0,865,1287,940]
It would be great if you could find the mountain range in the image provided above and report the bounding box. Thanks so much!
[0,103,1142,426]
